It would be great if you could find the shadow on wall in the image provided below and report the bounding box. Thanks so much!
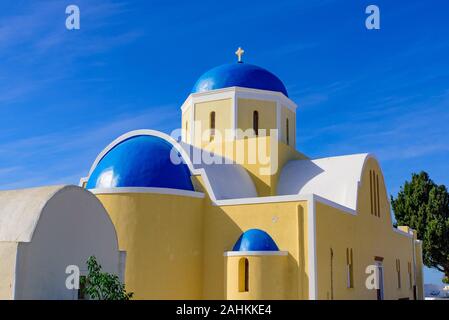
[201,200,308,299]
[278,160,324,195]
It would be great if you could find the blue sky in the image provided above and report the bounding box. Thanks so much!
[1,0,448,285]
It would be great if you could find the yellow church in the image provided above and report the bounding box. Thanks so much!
[76,48,424,300]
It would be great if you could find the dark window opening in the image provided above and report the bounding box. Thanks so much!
[253,111,259,136]
[238,258,249,292]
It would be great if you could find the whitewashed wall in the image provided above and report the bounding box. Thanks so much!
[0,242,18,299]
[13,186,121,299]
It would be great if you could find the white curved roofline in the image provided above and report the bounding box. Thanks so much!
[277,153,379,211]
[87,129,197,176]
[86,129,257,202]
[0,185,93,242]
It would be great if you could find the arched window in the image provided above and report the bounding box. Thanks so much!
[238,258,249,292]
[210,111,216,136]
[253,111,259,136]
[286,118,290,145]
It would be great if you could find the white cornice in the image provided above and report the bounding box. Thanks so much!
[392,227,413,239]
[181,87,297,113]
[89,187,205,198]
[223,251,288,257]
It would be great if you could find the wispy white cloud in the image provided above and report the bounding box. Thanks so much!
[0,104,179,190]
[291,80,355,107]
[0,166,20,177]
[300,89,449,161]
[0,0,143,106]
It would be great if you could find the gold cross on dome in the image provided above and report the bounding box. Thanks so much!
[235,47,244,63]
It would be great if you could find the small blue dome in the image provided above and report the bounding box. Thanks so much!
[192,63,288,97]
[232,229,279,251]
[86,135,194,191]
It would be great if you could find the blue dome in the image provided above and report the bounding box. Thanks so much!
[192,63,288,97]
[86,135,194,191]
[232,229,279,251]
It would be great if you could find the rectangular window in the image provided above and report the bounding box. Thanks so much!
[369,170,381,217]
[346,248,354,288]
[373,171,377,216]
[396,259,401,289]
[408,262,413,289]
[369,170,374,215]
[374,257,385,300]
[210,111,216,139]
[238,258,249,292]
[376,174,380,217]
[330,248,334,299]
[253,110,259,136]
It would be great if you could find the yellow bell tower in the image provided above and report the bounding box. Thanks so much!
[181,48,306,196]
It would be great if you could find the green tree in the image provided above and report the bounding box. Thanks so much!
[391,171,449,284]
[80,256,133,300]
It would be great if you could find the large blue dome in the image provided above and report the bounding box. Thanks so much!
[192,63,288,97]
[232,229,279,251]
[86,135,194,191]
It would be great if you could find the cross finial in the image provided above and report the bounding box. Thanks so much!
[235,47,244,63]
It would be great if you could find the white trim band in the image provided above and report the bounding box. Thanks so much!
[223,251,288,257]
[392,227,413,238]
[181,86,297,113]
[89,187,205,198]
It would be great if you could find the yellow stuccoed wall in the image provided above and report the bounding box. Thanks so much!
[92,92,423,300]
[200,200,310,299]
[280,105,296,147]
[414,241,424,299]
[195,136,306,196]
[91,156,422,300]
[181,105,192,144]
[225,255,288,299]
[183,94,305,196]
[237,98,277,136]
[193,98,233,148]
[95,193,204,299]
[315,158,418,300]
[94,192,313,300]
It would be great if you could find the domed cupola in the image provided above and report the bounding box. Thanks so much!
[192,47,288,97]
[192,62,288,97]
[181,47,297,172]
[232,229,279,251]
[86,135,194,191]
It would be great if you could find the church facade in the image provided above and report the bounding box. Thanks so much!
[79,49,424,300]
[0,49,424,300]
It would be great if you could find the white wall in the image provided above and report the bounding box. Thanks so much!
[13,187,121,299]
[0,242,18,299]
